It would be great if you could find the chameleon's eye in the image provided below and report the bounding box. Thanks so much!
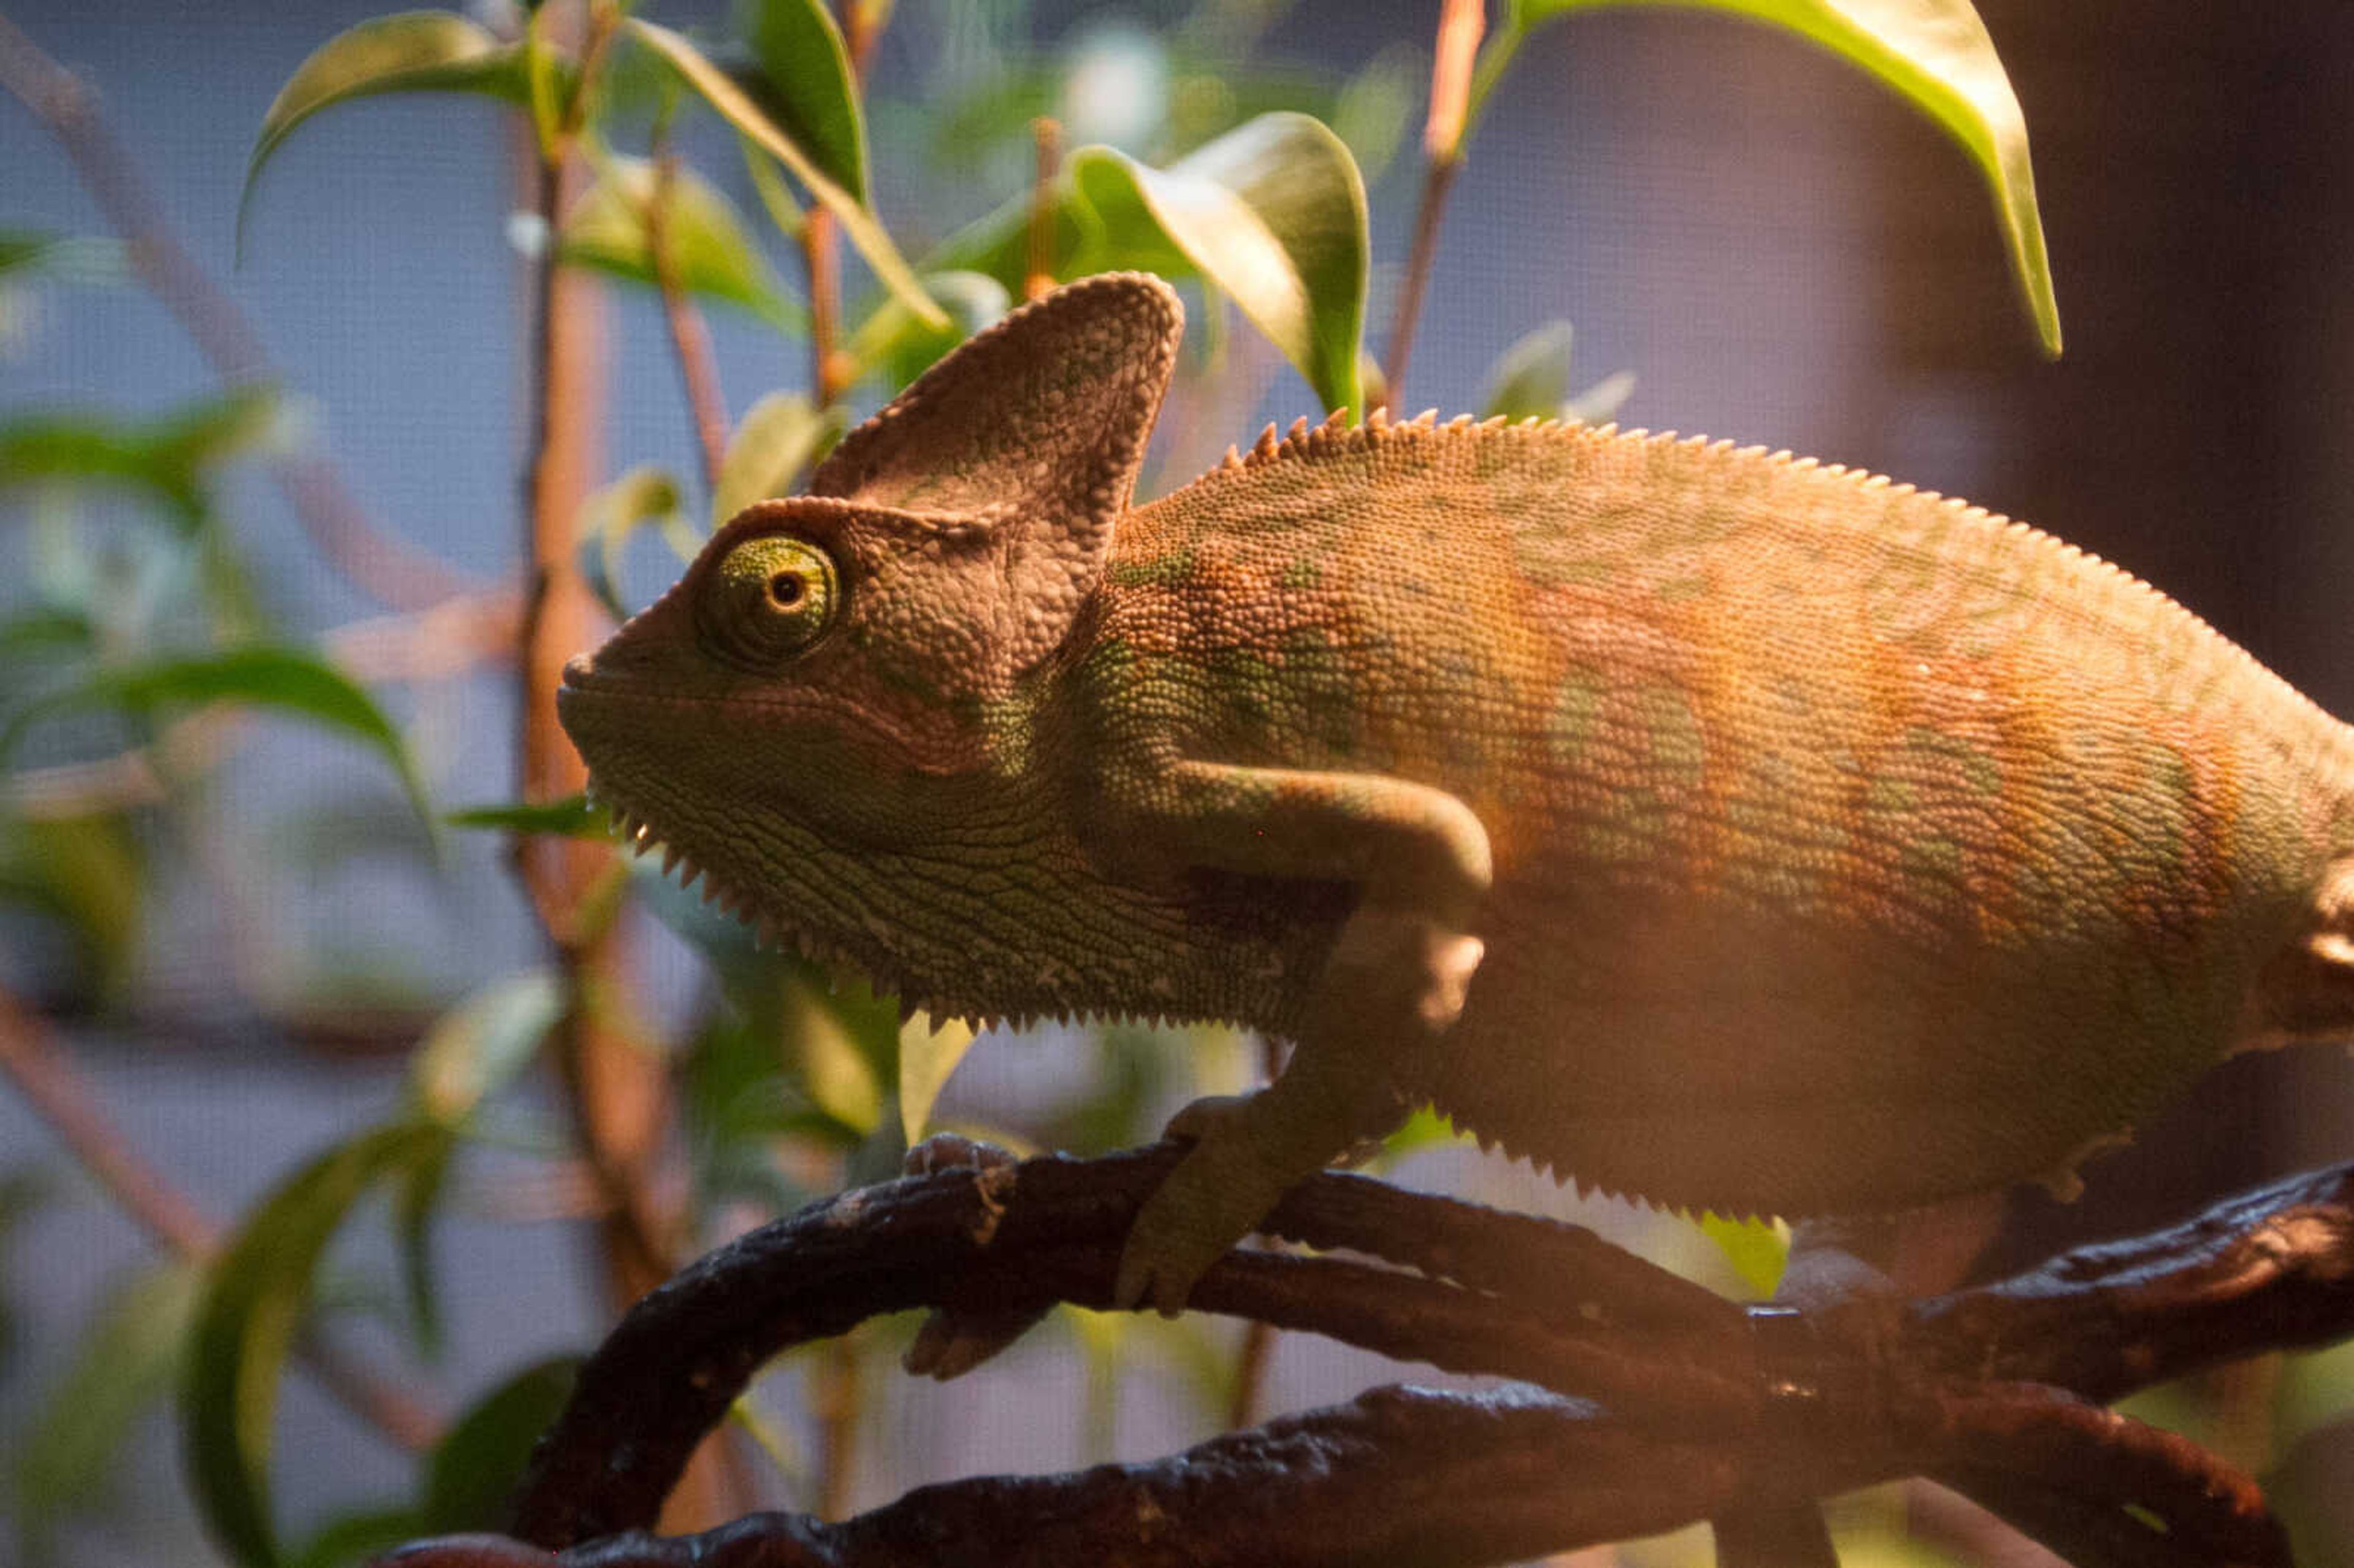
[699,533,840,666]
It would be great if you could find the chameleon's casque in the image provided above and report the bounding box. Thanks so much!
[558,273,2354,1313]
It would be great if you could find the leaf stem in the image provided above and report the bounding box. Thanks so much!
[0,12,473,614]
[647,139,730,494]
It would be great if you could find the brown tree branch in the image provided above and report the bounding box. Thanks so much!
[424,1144,2354,1566]
[0,10,474,613]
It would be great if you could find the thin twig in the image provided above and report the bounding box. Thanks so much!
[646,140,729,493]
[1380,0,1485,405]
[0,11,473,613]
[1025,116,1062,304]
[0,986,216,1257]
[0,984,444,1452]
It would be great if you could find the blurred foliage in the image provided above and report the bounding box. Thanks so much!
[0,1,2105,1566]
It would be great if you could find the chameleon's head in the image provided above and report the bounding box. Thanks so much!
[556,273,1182,973]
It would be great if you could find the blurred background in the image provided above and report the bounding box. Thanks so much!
[6,1,2354,1564]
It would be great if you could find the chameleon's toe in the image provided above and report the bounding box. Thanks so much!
[1113,1131,1299,1316]
[1111,1218,1222,1317]
[902,1130,1018,1178]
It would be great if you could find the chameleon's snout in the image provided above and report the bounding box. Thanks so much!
[560,653,596,688]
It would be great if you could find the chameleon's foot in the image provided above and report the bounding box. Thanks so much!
[1113,1127,1296,1315]
[899,1133,1046,1379]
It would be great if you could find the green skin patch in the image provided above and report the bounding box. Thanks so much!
[558,274,2354,1321]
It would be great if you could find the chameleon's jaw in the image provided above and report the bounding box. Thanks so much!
[582,767,954,1026]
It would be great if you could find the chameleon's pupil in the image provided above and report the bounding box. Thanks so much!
[768,573,804,607]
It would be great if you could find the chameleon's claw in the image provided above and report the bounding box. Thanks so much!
[903,1302,1052,1379]
[902,1130,1018,1179]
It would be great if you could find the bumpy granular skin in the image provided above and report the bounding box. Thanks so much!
[558,272,2354,1307]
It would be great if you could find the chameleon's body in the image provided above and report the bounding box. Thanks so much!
[558,274,2354,1313]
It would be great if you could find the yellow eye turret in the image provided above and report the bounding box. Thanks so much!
[699,534,841,667]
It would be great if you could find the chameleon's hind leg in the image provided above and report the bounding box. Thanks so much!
[1098,759,1492,1314]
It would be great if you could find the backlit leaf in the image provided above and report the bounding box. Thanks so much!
[739,0,868,203]
[560,157,801,330]
[710,394,845,527]
[242,12,533,252]
[1068,112,1369,415]
[1502,0,2058,353]
[627,19,942,326]
[899,1011,977,1146]
[1697,1211,1791,1298]
[181,1122,449,1567]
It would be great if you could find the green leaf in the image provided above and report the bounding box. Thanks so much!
[392,1136,452,1360]
[418,1357,581,1535]
[710,394,845,527]
[785,975,885,1138]
[1069,112,1369,416]
[0,814,145,996]
[4,646,430,829]
[574,465,695,622]
[898,1011,977,1146]
[627,18,943,327]
[1502,0,2058,354]
[283,1507,424,1568]
[1482,321,1579,422]
[560,157,801,331]
[738,0,869,204]
[0,390,284,529]
[1697,1212,1791,1298]
[0,230,128,286]
[180,1122,449,1568]
[241,12,533,253]
[446,793,612,838]
[13,1262,201,1560]
[406,971,565,1127]
[1480,321,1636,426]
[394,972,565,1352]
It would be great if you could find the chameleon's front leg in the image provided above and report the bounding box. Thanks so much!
[1103,758,1493,1314]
